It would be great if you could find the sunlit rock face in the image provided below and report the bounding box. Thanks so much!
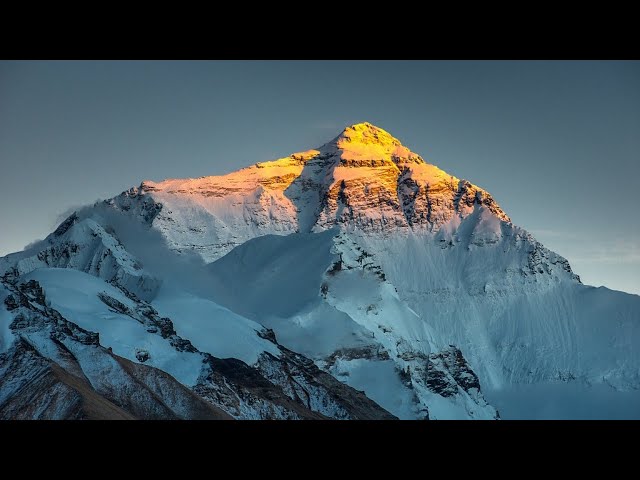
[114,122,509,262]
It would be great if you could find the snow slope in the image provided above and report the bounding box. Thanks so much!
[356,233,640,391]
[25,268,204,386]
[207,231,498,419]
[1,252,395,419]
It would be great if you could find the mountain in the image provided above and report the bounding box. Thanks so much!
[1,122,638,419]
[116,122,510,261]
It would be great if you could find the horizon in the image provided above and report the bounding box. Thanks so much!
[1,60,638,295]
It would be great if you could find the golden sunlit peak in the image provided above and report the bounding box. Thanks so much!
[335,122,403,148]
[321,121,424,165]
[346,121,383,130]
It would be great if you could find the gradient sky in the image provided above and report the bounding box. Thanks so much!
[1,60,638,294]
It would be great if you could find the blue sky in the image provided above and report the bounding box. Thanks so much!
[1,60,638,294]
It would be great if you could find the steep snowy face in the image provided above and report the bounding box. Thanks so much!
[115,122,510,262]
[0,268,396,420]
[0,214,397,420]
[0,214,159,301]
[206,230,499,419]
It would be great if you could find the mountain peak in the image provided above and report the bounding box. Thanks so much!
[320,122,421,165]
[333,122,402,149]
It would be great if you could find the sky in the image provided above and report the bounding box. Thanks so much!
[0,60,638,294]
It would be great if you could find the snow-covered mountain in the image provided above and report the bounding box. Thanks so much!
[1,122,638,419]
